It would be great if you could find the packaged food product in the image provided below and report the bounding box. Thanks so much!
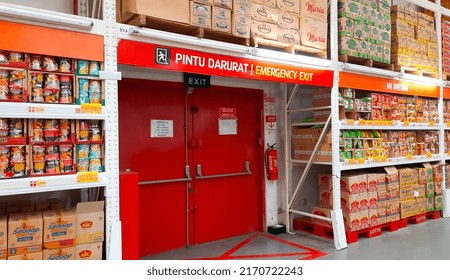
[10,146,25,162]
[45,146,59,161]
[60,159,74,173]
[78,78,89,91]
[0,147,10,162]
[32,146,45,162]
[32,120,44,143]
[44,74,60,103]
[77,158,89,172]
[78,120,90,141]
[59,58,72,73]
[77,60,89,75]
[88,80,101,93]
[30,56,43,70]
[45,160,60,174]
[89,91,101,104]
[59,120,71,141]
[0,118,8,137]
[89,158,102,172]
[59,145,73,160]
[8,119,23,138]
[42,56,58,71]
[0,161,9,178]
[89,144,102,159]
[11,161,25,177]
[89,120,101,141]
[31,72,44,88]
[77,144,89,159]
[0,51,8,63]
[59,75,73,104]
[9,52,23,62]
[89,61,100,76]
[31,88,44,103]
[79,91,89,104]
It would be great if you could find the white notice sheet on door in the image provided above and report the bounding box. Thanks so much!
[218,118,237,135]
[151,120,174,138]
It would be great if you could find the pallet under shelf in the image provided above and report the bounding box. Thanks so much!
[339,54,394,70]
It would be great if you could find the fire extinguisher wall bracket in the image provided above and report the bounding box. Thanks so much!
[265,143,278,180]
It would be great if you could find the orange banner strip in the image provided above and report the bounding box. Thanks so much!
[444,87,450,99]
[340,72,439,98]
[0,20,103,61]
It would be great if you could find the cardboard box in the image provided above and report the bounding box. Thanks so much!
[8,212,43,255]
[360,210,369,229]
[232,13,251,38]
[194,0,214,5]
[191,2,212,28]
[419,163,433,184]
[319,185,331,207]
[311,205,331,227]
[42,209,76,249]
[119,0,190,24]
[251,19,278,40]
[340,174,365,194]
[251,3,278,24]
[400,186,414,202]
[386,185,399,199]
[76,242,103,260]
[338,0,361,20]
[276,0,300,14]
[43,247,75,260]
[319,174,333,189]
[6,203,20,216]
[300,0,327,22]
[7,251,42,260]
[312,88,330,107]
[234,1,251,15]
[386,213,400,222]
[253,0,276,8]
[435,195,443,210]
[384,166,399,187]
[299,16,327,50]
[369,209,378,226]
[341,191,361,212]
[400,200,415,219]
[366,174,378,192]
[435,181,443,195]
[76,201,105,245]
[378,205,386,217]
[213,6,232,33]
[368,191,377,209]
[359,191,369,211]
[277,28,301,45]
[215,0,233,9]
[432,164,444,182]
[277,11,299,29]
[35,199,51,212]
[343,209,361,232]
[0,216,6,258]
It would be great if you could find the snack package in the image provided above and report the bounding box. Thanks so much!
[30,56,42,70]
[77,60,89,75]
[9,52,24,62]
[89,145,102,159]
[59,58,72,73]
[0,51,8,63]
[89,61,100,76]
[42,56,58,71]
[45,146,60,161]
[77,144,89,159]
[88,158,102,172]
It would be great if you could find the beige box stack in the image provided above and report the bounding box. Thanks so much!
[7,212,43,260]
[338,0,391,63]
[299,0,328,50]
[118,0,190,24]
[232,0,252,38]
[75,201,104,260]
[292,127,332,162]
[391,5,438,72]
[190,1,213,29]
[442,20,450,75]
[41,209,76,260]
[213,0,233,33]
[0,215,6,260]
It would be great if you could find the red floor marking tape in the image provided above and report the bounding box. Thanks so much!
[218,234,259,259]
[261,233,327,258]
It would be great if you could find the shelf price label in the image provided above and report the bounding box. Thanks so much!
[77,171,99,183]
[357,158,365,164]
[403,121,409,126]
[406,155,413,160]
[429,122,435,126]
[347,158,356,165]
[30,181,46,187]
[28,107,45,113]
[80,104,102,114]
[446,122,450,127]
[426,152,432,158]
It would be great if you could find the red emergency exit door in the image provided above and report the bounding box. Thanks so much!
[119,78,264,256]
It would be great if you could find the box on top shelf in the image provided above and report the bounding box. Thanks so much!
[251,3,278,24]
[251,19,278,41]
[214,0,233,10]
[299,16,328,50]
[277,10,299,29]
[253,0,276,8]
[234,0,252,15]
[277,28,301,45]
[190,2,213,29]
[118,0,190,24]
[232,13,251,38]
[194,0,214,5]
[276,0,300,14]
[299,0,328,23]
[212,7,232,33]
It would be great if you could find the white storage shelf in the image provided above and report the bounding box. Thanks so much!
[0,172,107,196]
[0,103,105,119]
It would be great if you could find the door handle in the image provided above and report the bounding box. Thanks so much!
[138,165,192,185]
[196,161,252,179]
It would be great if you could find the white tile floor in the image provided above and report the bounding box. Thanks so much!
[142,218,450,260]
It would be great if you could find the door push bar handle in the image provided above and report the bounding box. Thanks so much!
[196,161,252,179]
[138,165,192,185]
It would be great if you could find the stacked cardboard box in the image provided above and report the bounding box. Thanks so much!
[232,0,252,38]
[75,201,104,260]
[432,164,444,211]
[338,0,391,63]
[250,0,328,50]
[443,20,450,75]
[391,5,438,72]
[0,215,6,260]
[292,127,332,162]
[7,212,43,260]
[42,209,76,260]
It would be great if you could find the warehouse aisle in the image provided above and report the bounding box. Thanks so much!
[142,218,450,260]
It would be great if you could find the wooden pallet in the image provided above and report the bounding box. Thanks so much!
[394,65,439,78]
[398,210,441,228]
[252,37,328,59]
[339,54,394,71]
[293,217,399,244]
[126,14,250,46]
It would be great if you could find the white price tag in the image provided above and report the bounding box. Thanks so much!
[118,26,131,35]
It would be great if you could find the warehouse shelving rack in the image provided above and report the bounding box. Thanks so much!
[2,0,450,257]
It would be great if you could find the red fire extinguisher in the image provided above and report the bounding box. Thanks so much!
[265,143,278,180]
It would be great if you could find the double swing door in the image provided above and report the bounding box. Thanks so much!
[119,78,264,256]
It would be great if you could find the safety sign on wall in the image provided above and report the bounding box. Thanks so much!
[150,120,174,138]
[266,115,277,130]
[218,108,237,135]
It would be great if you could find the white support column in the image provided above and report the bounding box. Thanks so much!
[330,0,347,250]
[103,0,122,260]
